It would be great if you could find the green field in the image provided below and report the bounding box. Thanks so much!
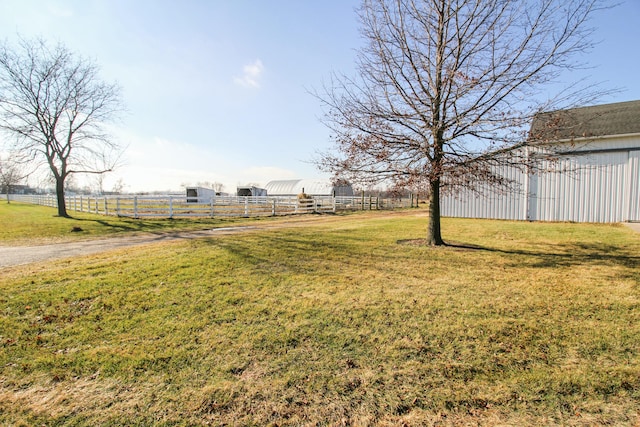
[1,203,639,425]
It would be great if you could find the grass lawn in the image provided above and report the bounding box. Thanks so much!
[0,202,262,244]
[0,204,639,425]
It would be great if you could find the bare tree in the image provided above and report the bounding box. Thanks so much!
[213,182,225,194]
[0,37,124,217]
[317,0,608,245]
[111,178,126,194]
[93,174,106,195]
[197,181,226,193]
[0,154,27,203]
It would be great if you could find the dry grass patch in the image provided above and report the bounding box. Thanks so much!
[1,212,639,425]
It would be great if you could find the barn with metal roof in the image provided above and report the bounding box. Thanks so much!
[441,100,640,223]
[264,179,354,197]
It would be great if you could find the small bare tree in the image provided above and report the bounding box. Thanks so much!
[213,182,225,194]
[0,37,124,217]
[0,154,27,203]
[111,178,126,194]
[197,181,226,194]
[317,0,608,245]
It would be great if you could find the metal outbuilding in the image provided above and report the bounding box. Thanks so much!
[441,100,640,223]
[186,186,218,202]
[264,179,354,197]
[237,186,267,197]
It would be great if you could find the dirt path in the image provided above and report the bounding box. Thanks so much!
[0,226,261,269]
[0,211,408,269]
[625,222,640,233]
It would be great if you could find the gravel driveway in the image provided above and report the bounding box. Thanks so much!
[0,226,255,269]
[626,222,640,233]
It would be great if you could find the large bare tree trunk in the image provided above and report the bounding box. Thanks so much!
[427,177,443,246]
[55,177,68,217]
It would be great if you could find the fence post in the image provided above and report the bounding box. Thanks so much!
[244,197,249,217]
[104,197,108,216]
[272,199,276,216]
[210,197,215,218]
[169,196,173,219]
[134,196,138,219]
[333,196,337,213]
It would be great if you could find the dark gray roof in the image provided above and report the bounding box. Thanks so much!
[529,100,640,142]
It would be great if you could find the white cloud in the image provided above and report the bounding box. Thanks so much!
[233,59,264,88]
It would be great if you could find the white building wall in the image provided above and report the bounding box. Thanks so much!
[441,137,640,223]
[534,152,629,222]
[441,161,528,221]
[628,151,640,221]
[264,179,354,197]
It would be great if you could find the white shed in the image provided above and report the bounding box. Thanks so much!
[264,179,354,197]
[441,100,640,223]
[186,186,218,202]
[236,186,267,197]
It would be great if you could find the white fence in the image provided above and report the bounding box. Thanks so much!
[7,194,414,219]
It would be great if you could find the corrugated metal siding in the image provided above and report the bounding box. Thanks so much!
[441,162,529,220]
[264,179,354,196]
[264,180,303,195]
[629,151,640,221]
[442,140,640,223]
[301,179,339,196]
[531,152,628,222]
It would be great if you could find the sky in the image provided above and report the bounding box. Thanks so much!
[1,0,639,194]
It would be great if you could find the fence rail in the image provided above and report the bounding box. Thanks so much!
[6,194,415,219]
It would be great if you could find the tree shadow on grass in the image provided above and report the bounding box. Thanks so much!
[398,239,640,272]
[67,217,205,233]
[199,231,363,275]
